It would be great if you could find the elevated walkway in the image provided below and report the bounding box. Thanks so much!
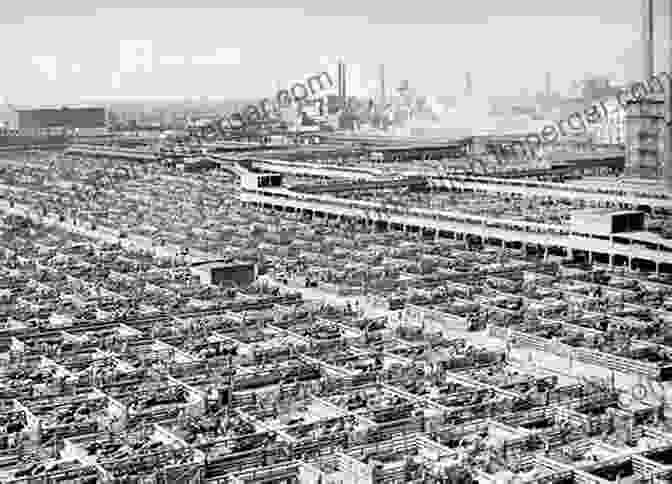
[65,144,159,161]
[250,157,383,180]
[241,187,672,267]
[433,176,672,210]
[291,175,427,194]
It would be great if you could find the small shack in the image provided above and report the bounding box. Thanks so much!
[191,260,258,287]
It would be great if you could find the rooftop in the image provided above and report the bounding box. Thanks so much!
[191,259,255,270]
[12,104,105,112]
[572,208,643,217]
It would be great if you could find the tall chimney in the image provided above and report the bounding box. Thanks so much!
[337,61,343,98]
[665,0,672,191]
[341,62,347,99]
[379,64,386,107]
[545,72,552,98]
[643,0,655,79]
[465,72,473,97]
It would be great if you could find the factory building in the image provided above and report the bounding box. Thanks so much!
[13,105,107,137]
[621,0,672,185]
[624,94,664,179]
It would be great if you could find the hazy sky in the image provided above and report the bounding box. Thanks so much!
[0,0,663,105]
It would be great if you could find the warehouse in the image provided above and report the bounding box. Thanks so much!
[13,105,107,137]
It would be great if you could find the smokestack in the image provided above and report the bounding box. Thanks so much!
[545,72,552,98]
[465,72,473,97]
[337,61,342,97]
[341,61,347,99]
[643,0,655,79]
[336,60,347,99]
[665,0,672,191]
[379,64,385,107]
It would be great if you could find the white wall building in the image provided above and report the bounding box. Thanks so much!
[586,97,625,145]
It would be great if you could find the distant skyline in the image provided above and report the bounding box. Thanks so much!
[0,1,663,106]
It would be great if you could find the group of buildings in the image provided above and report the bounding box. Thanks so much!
[0,101,107,138]
[0,38,665,187]
[538,0,672,185]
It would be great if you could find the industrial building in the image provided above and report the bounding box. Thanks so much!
[0,134,67,151]
[622,0,672,187]
[624,93,664,179]
[11,105,107,137]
